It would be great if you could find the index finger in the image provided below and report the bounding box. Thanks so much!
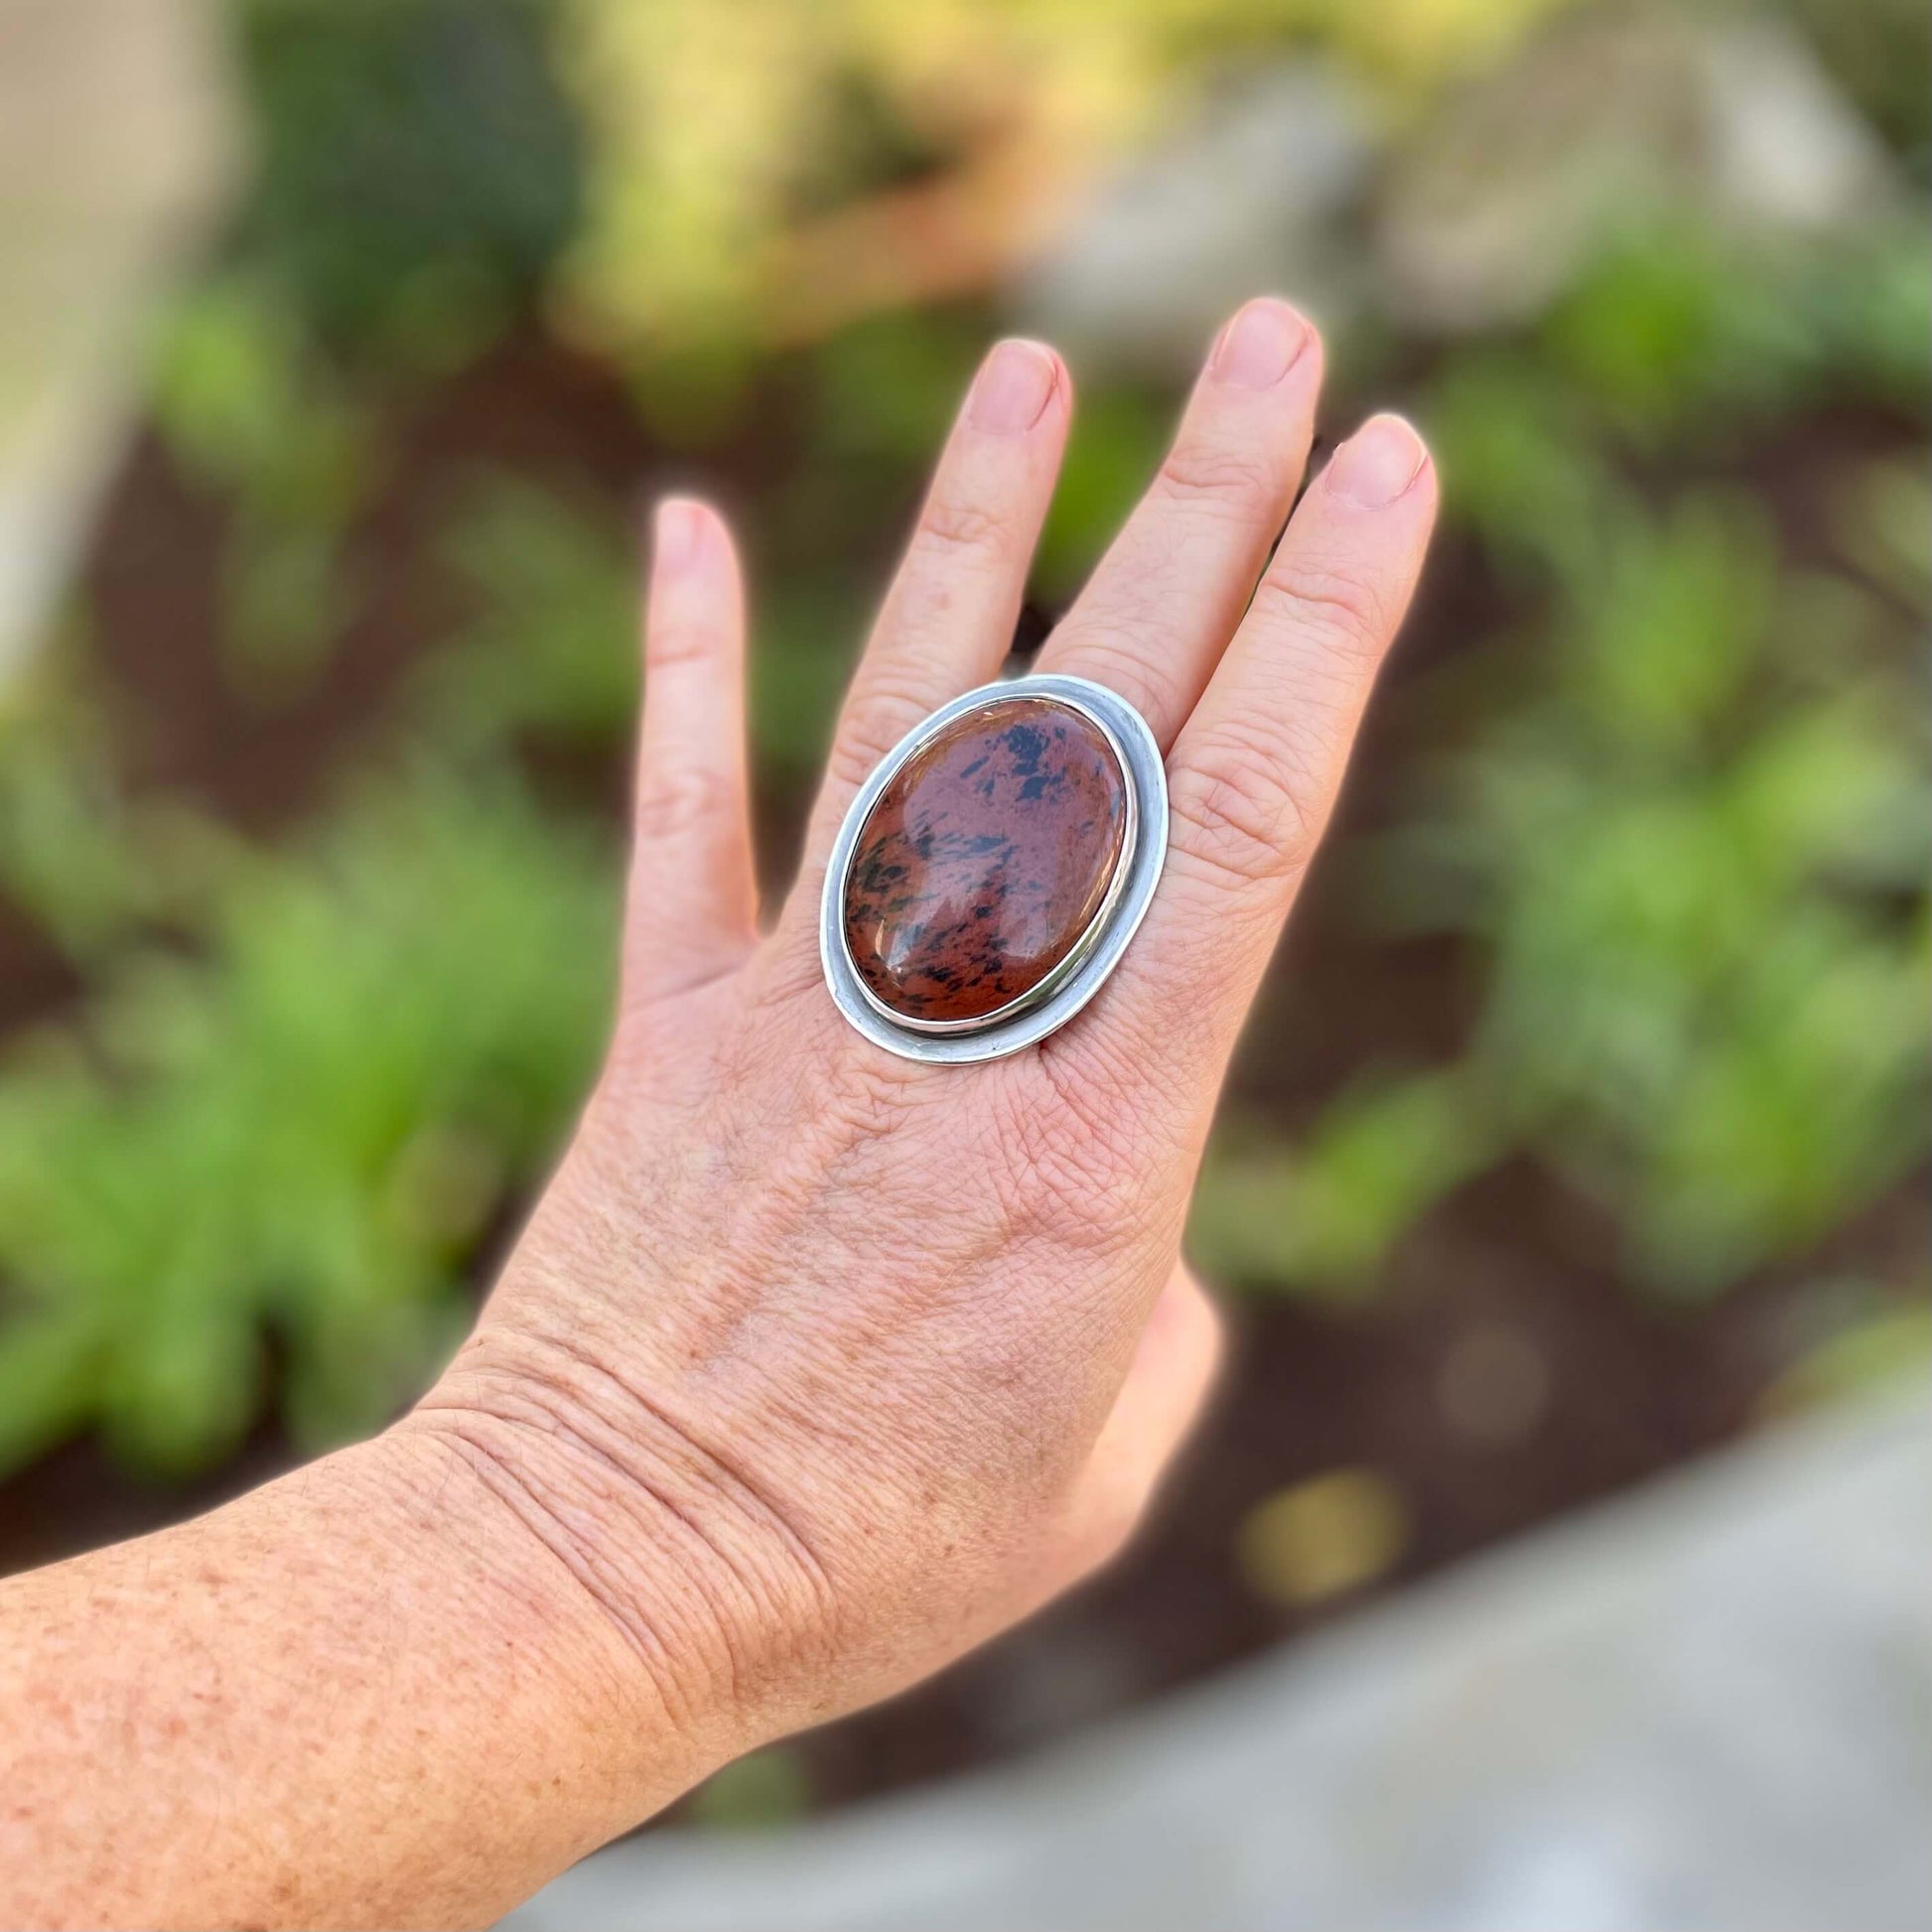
[801,339,1070,866]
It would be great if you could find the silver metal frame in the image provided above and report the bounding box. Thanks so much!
[820,673,1168,1064]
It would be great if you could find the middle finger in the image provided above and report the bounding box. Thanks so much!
[1033,298,1322,750]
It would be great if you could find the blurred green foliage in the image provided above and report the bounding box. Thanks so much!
[1193,218,1930,1298]
[231,0,583,359]
[0,679,177,966]
[686,1746,814,1831]
[0,0,1924,1481]
[420,475,638,749]
[0,758,615,1474]
[153,271,376,689]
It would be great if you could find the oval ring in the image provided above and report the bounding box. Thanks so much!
[820,673,1168,1064]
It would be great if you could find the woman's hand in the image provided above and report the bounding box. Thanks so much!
[409,299,1436,1769]
[0,299,1436,1931]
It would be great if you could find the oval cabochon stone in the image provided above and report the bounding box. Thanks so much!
[842,694,1130,1026]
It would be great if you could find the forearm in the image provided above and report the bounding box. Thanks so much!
[0,1423,723,1930]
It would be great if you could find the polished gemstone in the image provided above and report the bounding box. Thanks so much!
[843,695,1130,1026]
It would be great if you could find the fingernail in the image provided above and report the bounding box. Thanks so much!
[1210,299,1311,390]
[654,497,702,571]
[968,340,1058,435]
[1326,414,1427,506]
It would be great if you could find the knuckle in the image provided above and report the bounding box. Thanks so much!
[818,1050,920,1154]
[988,1051,1158,1255]
[824,733,886,798]
[646,617,724,672]
[1040,627,1165,725]
[634,762,739,843]
[1252,555,1392,659]
[915,491,1014,563]
[826,677,930,791]
[1155,438,1282,518]
[745,924,831,1018]
[1168,730,1321,890]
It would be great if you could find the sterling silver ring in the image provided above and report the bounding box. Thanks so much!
[820,673,1168,1064]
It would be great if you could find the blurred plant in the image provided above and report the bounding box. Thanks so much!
[1191,1070,1498,1295]
[1235,1467,1411,1609]
[0,669,189,967]
[419,474,638,752]
[151,271,376,692]
[1193,215,1931,1302]
[557,0,1148,351]
[136,0,616,693]
[229,0,585,361]
[422,464,877,788]
[687,1746,813,1830]
[553,0,1573,360]
[0,765,616,1476]
[210,0,1582,378]
[1759,1294,1932,1417]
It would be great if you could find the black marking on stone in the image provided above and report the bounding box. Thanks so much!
[1001,723,1046,774]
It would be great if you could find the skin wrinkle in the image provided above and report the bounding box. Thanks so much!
[1253,545,1398,656]
[493,1409,762,1721]
[656,1195,1029,1672]
[632,761,747,846]
[1002,1049,1175,1239]
[509,1069,1038,1534]
[491,1322,841,1643]
[704,1251,1008,1505]
[583,1055,1111,1553]
[0,313,1436,1930]
[574,1000,1176,1542]
[412,1413,720,1732]
[1169,752,1322,888]
[1152,440,1294,517]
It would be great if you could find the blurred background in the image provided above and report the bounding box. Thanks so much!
[0,0,1925,1924]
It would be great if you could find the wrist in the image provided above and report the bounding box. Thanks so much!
[366,1414,744,1841]
[402,1316,840,1769]
[0,1420,755,1927]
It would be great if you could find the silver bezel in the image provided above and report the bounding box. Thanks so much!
[820,673,1168,1065]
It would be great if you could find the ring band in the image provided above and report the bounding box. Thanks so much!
[820,674,1169,1064]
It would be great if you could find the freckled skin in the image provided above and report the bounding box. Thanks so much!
[843,696,1129,1023]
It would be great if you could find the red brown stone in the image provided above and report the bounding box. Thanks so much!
[843,694,1130,1026]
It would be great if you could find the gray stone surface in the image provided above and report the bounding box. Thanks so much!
[1017,64,1379,373]
[0,0,234,677]
[1373,10,1898,331]
[506,1397,1929,1932]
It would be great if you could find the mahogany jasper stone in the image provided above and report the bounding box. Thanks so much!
[843,695,1131,1026]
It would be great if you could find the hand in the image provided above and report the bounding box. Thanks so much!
[409,300,1436,1782]
[0,302,1436,1932]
